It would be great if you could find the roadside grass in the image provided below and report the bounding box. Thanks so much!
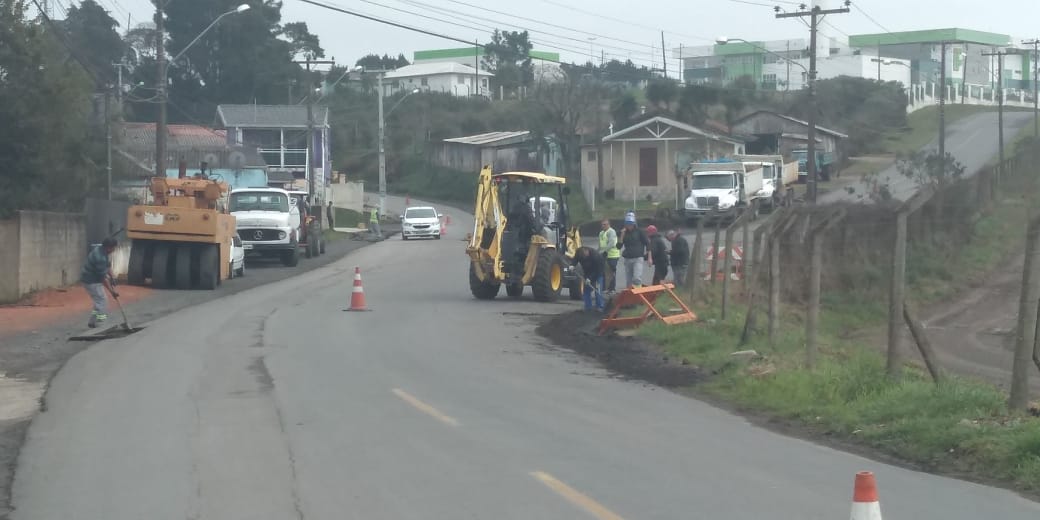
[389,156,478,204]
[331,207,364,229]
[635,158,1040,494]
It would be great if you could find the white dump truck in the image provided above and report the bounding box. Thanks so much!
[681,160,765,221]
[735,154,799,211]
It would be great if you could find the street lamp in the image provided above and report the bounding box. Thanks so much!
[155,3,251,177]
[359,67,420,216]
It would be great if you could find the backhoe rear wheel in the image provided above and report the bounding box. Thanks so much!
[469,263,500,300]
[531,249,564,302]
[506,283,523,298]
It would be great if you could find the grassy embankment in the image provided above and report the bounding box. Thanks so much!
[639,140,1040,493]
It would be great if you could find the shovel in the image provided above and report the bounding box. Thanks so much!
[107,278,134,332]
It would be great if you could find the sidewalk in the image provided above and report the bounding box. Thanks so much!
[0,285,154,339]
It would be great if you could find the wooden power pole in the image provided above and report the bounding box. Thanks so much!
[776,2,849,204]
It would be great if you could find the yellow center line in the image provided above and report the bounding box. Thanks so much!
[530,471,626,520]
[391,388,459,427]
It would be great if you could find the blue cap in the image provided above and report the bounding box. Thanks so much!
[624,212,636,225]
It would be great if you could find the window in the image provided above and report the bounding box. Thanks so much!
[421,77,429,86]
[587,150,598,161]
[229,192,289,213]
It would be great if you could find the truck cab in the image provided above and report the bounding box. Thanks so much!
[229,187,302,267]
[792,148,833,182]
[682,161,764,220]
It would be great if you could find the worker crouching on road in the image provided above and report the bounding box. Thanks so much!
[666,229,690,287]
[81,238,118,328]
[573,246,606,312]
[647,225,669,285]
[598,219,620,295]
[618,213,650,288]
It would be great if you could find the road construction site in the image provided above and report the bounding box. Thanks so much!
[1,112,1039,519]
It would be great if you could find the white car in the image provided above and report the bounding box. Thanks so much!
[229,232,245,278]
[400,206,442,240]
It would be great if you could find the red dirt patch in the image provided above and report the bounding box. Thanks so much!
[0,285,154,338]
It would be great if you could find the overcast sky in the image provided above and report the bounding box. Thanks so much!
[107,0,1040,75]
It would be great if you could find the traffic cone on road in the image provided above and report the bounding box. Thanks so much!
[850,471,883,520]
[345,266,370,311]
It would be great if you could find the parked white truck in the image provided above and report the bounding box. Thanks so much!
[681,160,765,221]
[735,154,799,211]
[229,187,302,267]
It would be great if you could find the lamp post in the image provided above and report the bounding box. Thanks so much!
[155,3,250,177]
[361,67,420,216]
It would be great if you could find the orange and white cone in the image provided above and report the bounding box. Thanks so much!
[346,266,370,311]
[850,471,883,520]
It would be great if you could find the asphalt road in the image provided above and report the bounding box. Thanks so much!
[10,195,1040,519]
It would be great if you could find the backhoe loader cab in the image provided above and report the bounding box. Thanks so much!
[467,168,582,302]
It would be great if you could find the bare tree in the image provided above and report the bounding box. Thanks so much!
[527,71,611,179]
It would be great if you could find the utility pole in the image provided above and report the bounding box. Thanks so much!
[660,31,668,79]
[294,57,334,209]
[105,84,112,200]
[983,50,1009,178]
[939,41,947,164]
[154,0,166,178]
[1026,39,1040,137]
[378,73,386,216]
[776,1,850,205]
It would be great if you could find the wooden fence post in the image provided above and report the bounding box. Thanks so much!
[710,217,721,285]
[1010,215,1040,410]
[689,217,704,302]
[887,187,935,380]
[721,214,742,321]
[903,302,942,384]
[804,210,845,369]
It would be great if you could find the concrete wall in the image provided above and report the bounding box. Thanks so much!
[0,211,88,303]
[328,180,365,214]
[0,220,18,303]
[17,211,87,297]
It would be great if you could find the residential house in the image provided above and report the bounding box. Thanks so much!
[730,110,848,160]
[114,122,267,199]
[580,116,745,208]
[412,47,565,86]
[382,62,493,98]
[435,131,553,174]
[216,104,330,194]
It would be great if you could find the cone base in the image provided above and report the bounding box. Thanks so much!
[850,502,883,520]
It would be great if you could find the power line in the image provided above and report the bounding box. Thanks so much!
[850,1,893,34]
[440,0,660,50]
[390,0,660,60]
[28,0,104,85]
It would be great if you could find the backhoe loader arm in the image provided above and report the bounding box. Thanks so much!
[466,165,507,281]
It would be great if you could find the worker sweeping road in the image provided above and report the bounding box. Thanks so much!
[618,213,650,288]
[572,246,606,312]
[80,238,118,328]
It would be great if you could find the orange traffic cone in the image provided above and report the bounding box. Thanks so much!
[346,266,370,311]
[850,471,883,520]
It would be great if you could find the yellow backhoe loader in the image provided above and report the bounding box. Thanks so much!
[466,167,582,302]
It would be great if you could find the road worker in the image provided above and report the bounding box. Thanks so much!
[618,213,650,288]
[598,219,620,294]
[81,238,117,328]
[647,225,669,285]
[573,246,606,312]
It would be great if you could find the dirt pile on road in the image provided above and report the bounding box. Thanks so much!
[537,310,702,387]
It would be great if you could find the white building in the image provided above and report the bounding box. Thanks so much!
[381,62,493,98]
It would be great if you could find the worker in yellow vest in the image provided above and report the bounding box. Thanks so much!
[599,219,620,294]
[369,205,382,239]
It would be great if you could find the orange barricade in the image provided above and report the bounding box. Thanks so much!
[598,284,697,335]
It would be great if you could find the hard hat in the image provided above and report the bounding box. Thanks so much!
[646,225,658,235]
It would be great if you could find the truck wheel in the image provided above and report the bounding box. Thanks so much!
[127,240,147,286]
[282,244,300,267]
[531,249,564,302]
[151,243,173,289]
[174,244,193,290]
[319,236,326,254]
[469,263,500,300]
[198,244,219,290]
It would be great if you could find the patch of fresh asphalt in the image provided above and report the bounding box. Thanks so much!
[0,223,398,519]
[9,195,1040,519]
